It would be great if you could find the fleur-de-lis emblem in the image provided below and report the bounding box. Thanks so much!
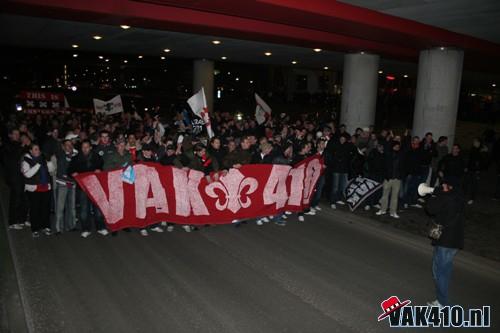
[205,169,258,213]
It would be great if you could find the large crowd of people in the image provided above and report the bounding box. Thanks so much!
[1,107,499,238]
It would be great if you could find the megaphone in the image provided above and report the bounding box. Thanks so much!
[418,183,435,196]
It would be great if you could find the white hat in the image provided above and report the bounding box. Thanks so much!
[64,133,79,141]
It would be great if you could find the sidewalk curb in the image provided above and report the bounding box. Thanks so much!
[320,205,500,280]
[0,171,32,333]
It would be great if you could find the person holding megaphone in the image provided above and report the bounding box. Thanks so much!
[419,179,465,308]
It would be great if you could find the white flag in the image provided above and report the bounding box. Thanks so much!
[93,95,124,116]
[187,87,214,138]
[255,93,272,125]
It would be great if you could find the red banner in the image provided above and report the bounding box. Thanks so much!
[74,156,323,231]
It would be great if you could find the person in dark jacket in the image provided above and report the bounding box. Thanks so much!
[431,136,449,186]
[463,138,487,204]
[291,142,314,222]
[310,137,327,212]
[189,143,220,181]
[158,144,182,232]
[136,144,165,236]
[252,141,275,164]
[438,144,466,188]
[159,144,182,168]
[327,135,352,209]
[421,132,438,185]
[365,143,385,210]
[401,136,425,208]
[222,136,253,170]
[425,181,465,307]
[69,140,108,238]
[350,146,366,178]
[3,128,28,230]
[207,137,226,167]
[376,141,403,218]
[254,142,277,226]
[94,130,115,161]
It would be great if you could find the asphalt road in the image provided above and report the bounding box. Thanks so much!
[3,202,500,332]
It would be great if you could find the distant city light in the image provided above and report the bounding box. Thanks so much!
[212,40,221,45]
[98,56,104,59]
[217,89,222,99]
[105,59,109,62]
[161,56,166,60]
[323,66,329,70]
[493,83,497,87]
[123,60,128,63]
[403,74,408,78]
[249,80,253,84]
[93,35,103,40]
[313,48,322,52]
[73,54,78,58]
[120,25,131,29]
[71,86,77,91]
[378,70,383,74]
[360,51,365,54]
[16,104,23,111]
[235,77,239,81]
[264,52,272,56]
[221,56,227,60]
[236,113,243,121]
[440,47,445,51]
[72,44,79,48]
[138,55,143,59]
[163,49,171,53]
[292,60,297,65]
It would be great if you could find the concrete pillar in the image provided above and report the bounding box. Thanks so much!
[340,53,379,132]
[412,48,464,145]
[193,59,214,113]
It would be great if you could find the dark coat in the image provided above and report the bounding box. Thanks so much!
[350,149,366,177]
[207,147,226,167]
[384,150,403,180]
[291,153,307,166]
[367,149,385,180]
[426,188,465,249]
[252,150,276,164]
[188,153,219,175]
[222,148,253,169]
[326,142,352,173]
[2,140,24,184]
[402,148,425,176]
[420,141,437,166]
[439,154,466,179]
[68,151,103,174]
[467,147,486,173]
[159,154,182,167]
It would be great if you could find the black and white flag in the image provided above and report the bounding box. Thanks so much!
[344,177,382,211]
[93,95,124,115]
